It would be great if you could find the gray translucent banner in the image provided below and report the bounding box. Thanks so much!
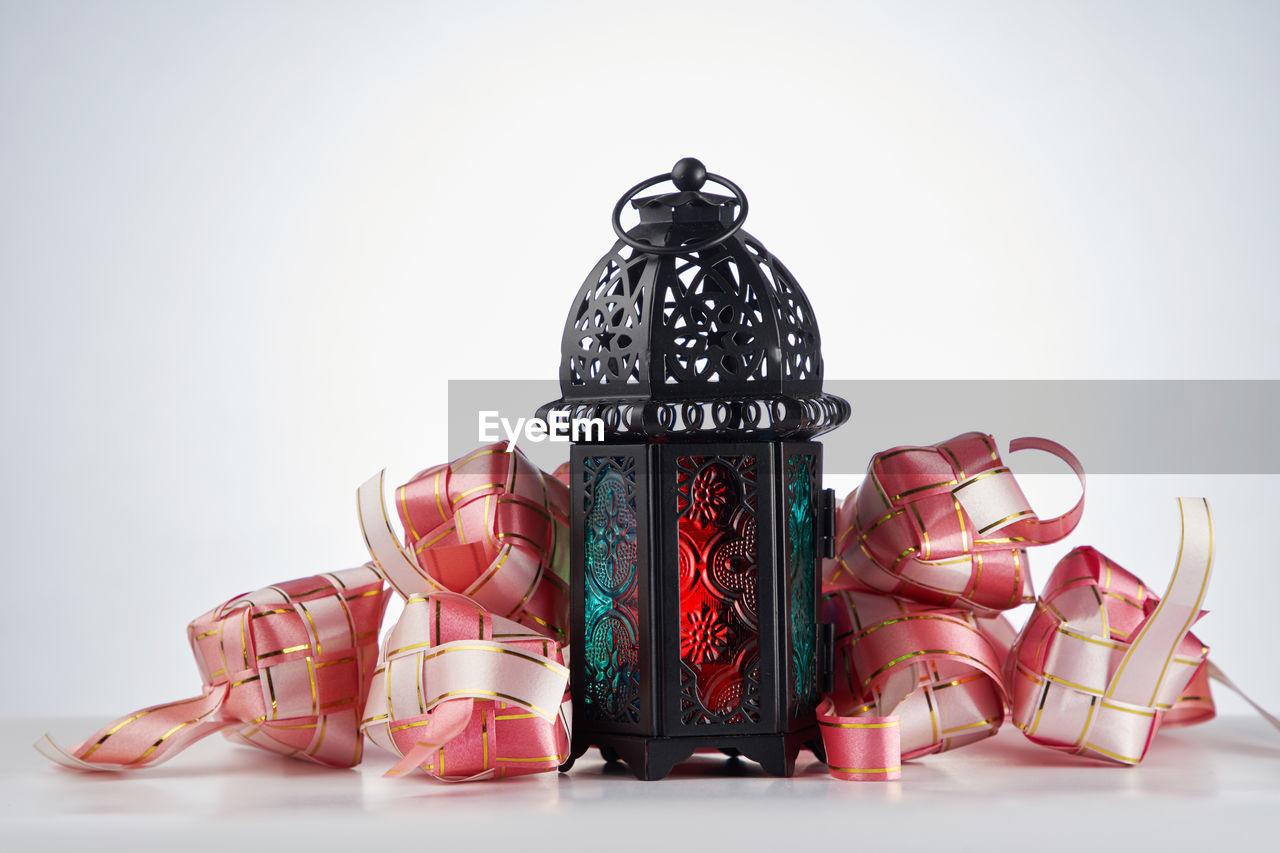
[448,380,1280,476]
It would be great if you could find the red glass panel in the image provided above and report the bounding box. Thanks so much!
[675,455,761,724]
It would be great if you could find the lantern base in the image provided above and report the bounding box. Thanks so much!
[560,728,823,781]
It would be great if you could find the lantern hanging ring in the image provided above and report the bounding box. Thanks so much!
[610,157,749,255]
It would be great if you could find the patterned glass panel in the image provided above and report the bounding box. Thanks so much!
[787,453,818,713]
[582,456,641,725]
[675,454,761,724]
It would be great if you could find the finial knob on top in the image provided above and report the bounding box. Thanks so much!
[671,157,707,192]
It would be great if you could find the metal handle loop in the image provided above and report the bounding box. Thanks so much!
[610,171,749,256]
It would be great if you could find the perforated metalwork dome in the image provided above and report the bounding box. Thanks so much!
[538,158,850,441]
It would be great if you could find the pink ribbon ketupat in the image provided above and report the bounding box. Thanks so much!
[38,566,389,770]
[358,441,570,642]
[360,592,570,781]
[826,432,1086,615]
[37,434,1276,785]
[812,432,1249,780]
[1011,503,1214,764]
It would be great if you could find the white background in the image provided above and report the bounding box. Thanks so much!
[3,0,1278,735]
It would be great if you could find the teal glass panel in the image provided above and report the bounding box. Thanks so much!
[582,456,641,724]
[787,453,818,713]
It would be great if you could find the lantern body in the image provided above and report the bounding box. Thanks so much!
[571,441,831,779]
[542,160,848,779]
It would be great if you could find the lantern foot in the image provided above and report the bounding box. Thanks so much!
[558,737,590,773]
[734,729,815,778]
[609,738,696,781]
[574,730,820,780]
[560,735,690,779]
[805,735,826,764]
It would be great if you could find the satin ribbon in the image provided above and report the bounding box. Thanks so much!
[360,591,571,781]
[37,435,1275,786]
[816,707,903,781]
[820,585,1012,770]
[358,441,570,642]
[825,432,1085,616]
[37,565,389,770]
[817,493,1225,779]
[1010,501,1214,764]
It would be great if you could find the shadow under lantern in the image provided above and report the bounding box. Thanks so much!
[540,158,850,780]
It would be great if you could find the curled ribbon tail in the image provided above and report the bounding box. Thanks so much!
[36,685,232,771]
[1106,499,1213,707]
[358,469,448,599]
[998,437,1087,544]
[1206,661,1280,733]
[384,700,477,778]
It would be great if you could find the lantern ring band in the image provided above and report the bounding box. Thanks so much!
[611,171,749,256]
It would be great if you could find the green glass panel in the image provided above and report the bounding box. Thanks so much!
[787,454,817,712]
[582,456,640,724]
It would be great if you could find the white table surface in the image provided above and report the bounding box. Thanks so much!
[4,716,1276,851]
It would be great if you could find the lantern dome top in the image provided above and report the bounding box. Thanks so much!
[630,157,737,223]
[538,158,850,442]
[633,189,736,216]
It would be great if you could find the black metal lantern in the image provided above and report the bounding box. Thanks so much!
[541,158,849,780]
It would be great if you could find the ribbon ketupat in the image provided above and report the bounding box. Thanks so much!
[38,565,389,770]
[360,592,570,781]
[358,441,570,642]
[1010,499,1215,764]
[827,432,1085,615]
[816,433,1082,777]
[357,444,572,781]
[38,437,1268,785]
[818,437,1224,781]
[818,588,1013,779]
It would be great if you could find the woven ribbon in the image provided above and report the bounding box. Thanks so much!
[38,565,389,770]
[827,433,1086,616]
[812,432,1266,781]
[37,435,1276,783]
[357,441,570,642]
[360,591,570,781]
[1010,539,1212,763]
[355,441,572,778]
